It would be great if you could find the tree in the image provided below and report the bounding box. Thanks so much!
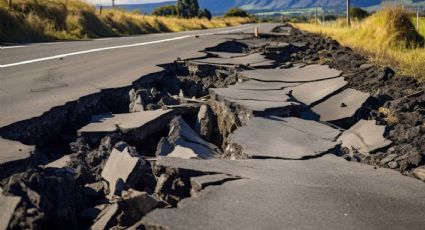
[198,8,212,20]
[188,0,199,18]
[152,5,177,16]
[350,7,370,20]
[224,8,249,17]
[176,0,199,18]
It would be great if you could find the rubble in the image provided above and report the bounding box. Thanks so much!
[156,117,220,159]
[101,146,145,198]
[195,104,214,141]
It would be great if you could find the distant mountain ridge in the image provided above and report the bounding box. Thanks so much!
[114,0,425,15]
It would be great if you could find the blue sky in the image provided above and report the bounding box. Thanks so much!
[86,0,170,5]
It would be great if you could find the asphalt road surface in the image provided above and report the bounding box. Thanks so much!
[0,23,276,128]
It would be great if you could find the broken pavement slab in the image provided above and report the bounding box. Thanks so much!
[101,147,145,199]
[91,203,119,230]
[189,53,275,68]
[0,138,35,166]
[43,155,71,169]
[290,77,348,106]
[157,117,220,159]
[210,87,300,116]
[338,120,392,155]
[228,80,299,90]
[78,110,174,142]
[136,155,425,230]
[122,189,163,219]
[306,88,371,125]
[228,116,340,159]
[238,64,342,82]
[0,188,21,230]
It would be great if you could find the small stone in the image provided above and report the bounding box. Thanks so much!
[380,154,398,165]
[122,189,162,218]
[195,104,214,141]
[413,167,425,181]
[407,152,424,167]
[388,161,398,169]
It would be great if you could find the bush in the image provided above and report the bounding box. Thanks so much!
[198,8,211,20]
[350,7,369,20]
[224,8,249,18]
[152,5,177,17]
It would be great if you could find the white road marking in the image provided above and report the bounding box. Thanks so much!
[95,38,113,41]
[0,35,191,68]
[0,46,27,50]
[0,25,253,68]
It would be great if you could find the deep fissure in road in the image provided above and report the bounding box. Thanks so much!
[1,24,425,229]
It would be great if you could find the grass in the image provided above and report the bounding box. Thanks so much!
[415,16,425,37]
[0,0,254,43]
[295,7,425,80]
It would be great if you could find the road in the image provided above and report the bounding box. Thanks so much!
[1,23,425,230]
[0,23,276,129]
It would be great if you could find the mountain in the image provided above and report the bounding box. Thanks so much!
[114,0,425,15]
[109,1,176,14]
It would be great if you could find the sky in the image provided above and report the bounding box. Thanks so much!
[85,0,169,5]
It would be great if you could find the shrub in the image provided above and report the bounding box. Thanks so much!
[224,8,249,18]
[350,7,369,20]
[152,5,177,17]
[198,8,211,20]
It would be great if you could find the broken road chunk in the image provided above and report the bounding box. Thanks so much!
[238,64,342,82]
[156,116,220,159]
[228,117,340,159]
[0,188,21,230]
[78,110,174,143]
[338,119,392,156]
[101,146,145,199]
[0,138,35,167]
[306,88,371,126]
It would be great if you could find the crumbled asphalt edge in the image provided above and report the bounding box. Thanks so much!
[1,24,425,229]
[0,54,239,229]
[275,27,425,175]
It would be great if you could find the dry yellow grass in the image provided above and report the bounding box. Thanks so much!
[295,7,425,80]
[0,0,254,43]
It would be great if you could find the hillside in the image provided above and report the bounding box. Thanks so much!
[116,0,425,15]
[0,0,252,43]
